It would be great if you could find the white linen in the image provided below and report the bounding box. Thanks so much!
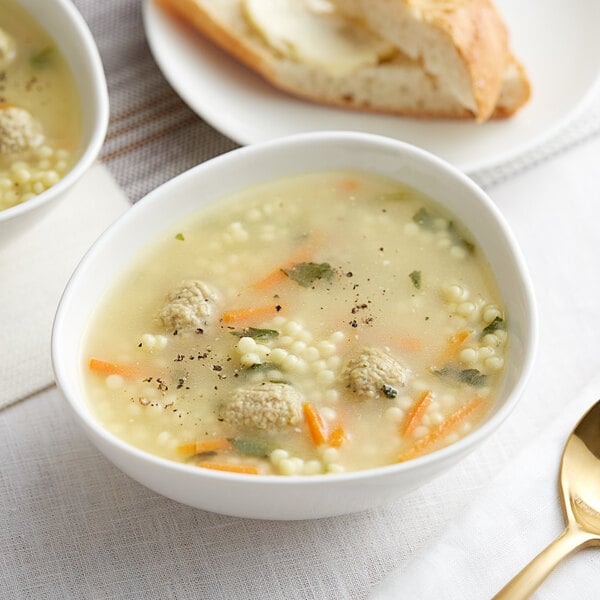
[1,136,600,600]
[0,164,130,409]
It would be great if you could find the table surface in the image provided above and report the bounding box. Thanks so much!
[2,1,600,599]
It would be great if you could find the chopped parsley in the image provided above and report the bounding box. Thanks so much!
[282,262,334,287]
[30,46,53,69]
[432,366,488,387]
[409,270,421,289]
[175,232,185,241]
[412,207,436,230]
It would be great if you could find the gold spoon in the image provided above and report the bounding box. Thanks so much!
[493,399,600,599]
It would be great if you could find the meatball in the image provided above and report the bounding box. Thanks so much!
[222,383,303,430]
[159,279,219,332]
[0,27,16,69]
[344,347,408,399]
[0,106,44,155]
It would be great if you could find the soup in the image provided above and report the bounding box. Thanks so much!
[82,170,508,476]
[0,0,82,211]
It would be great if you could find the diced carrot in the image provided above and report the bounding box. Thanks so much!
[222,304,283,324]
[402,391,433,437]
[328,424,346,448]
[88,357,142,378]
[177,439,232,455]
[398,337,423,352]
[197,462,259,475]
[397,397,484,462]
[441,330,471,361]
[303,402,328,446]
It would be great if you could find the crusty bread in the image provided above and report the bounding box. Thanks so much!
[156,0,530,121]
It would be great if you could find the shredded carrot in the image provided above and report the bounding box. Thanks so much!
[88,358,142,378]
[197,462,259,475]
[303,402,328,446]
[222,304,283,324]
[398,337,423,352]
[252,249,313,291]
[441,330,471,361]
[328,424,346,448]
[398,397,484,462]
[0,102,13,109]
[177,439,232,455]
[402,391,433,437]
[340,178,360,193]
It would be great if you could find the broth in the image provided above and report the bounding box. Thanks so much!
[82,170,508,476]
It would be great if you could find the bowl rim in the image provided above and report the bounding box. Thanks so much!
[0,0,109,224]
[52,130,538,486]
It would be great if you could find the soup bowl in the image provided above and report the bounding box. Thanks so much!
[0,0,108,242]
[52,131,537,520]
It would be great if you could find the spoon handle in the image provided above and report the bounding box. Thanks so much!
[492,526,594,599]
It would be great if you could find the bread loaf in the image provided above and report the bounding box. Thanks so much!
[156,0,530,121]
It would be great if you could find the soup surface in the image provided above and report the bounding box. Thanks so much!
[0,0,81,211]
[82,170,509,476]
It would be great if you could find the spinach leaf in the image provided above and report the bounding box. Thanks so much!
[282,262,334,287]
[481,317,505,338]
[229,437,274,458]
[409,270,421,289]
[447,222,475,254]
[30,46,53,69]
[412,207,436,230]
[231,327,279,341]
[432,365,487,388]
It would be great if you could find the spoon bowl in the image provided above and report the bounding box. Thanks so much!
[494,399,600,599]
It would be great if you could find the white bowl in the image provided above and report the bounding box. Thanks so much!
[52,132,537,520]
[0,0,109,242]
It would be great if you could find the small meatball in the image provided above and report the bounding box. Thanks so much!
[344,347,408,400]
[0,107,44,155]
[0,28,16,69]
[223,382,303,430]
[159,279,219,332]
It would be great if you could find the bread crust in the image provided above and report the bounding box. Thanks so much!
[155,0,529,121]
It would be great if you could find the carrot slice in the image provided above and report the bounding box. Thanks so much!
[88,358,142,379]
[328,424,346,448]
[303,402,328,446]
[402,391,433,437]
[177,439,232,455]
[197,462,259,475]
[340,178,360,193]
[441,330,471,361]
[398,397,484,462]
[222,304,283,324]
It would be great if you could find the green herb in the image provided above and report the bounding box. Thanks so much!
[432,366,487,387]
[409,270,421,289]
[481,316,505,338]
[247,362,278,372]
[229,437,274,458]
[447,222,475,254]
[382,384,398,399]
[231,327,279,341]
[282,262,334,287]
[30,46,53,69]
[458,369,487,387]
[175,232,185,241]
[412,207,436,230]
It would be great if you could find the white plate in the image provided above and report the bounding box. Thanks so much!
[143,0,600,173]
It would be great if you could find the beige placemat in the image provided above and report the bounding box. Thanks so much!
[0,163,130,410]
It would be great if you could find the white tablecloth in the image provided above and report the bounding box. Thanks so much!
[2,1,600,598]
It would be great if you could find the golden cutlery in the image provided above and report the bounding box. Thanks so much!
[493,399,600,599]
